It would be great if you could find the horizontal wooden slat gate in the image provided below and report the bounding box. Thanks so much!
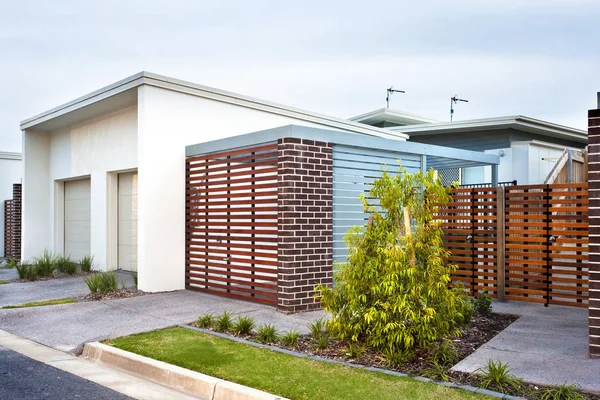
[439,183,589,308]
[185,143,279,305]
[505,183,589,307]
[437,187,499,297]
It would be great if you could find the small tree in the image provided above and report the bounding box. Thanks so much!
[316,167,470,353]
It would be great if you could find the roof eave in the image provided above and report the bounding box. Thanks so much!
[20,72,409,141]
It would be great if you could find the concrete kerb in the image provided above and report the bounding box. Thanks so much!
[179,325,523,400]
[82,342,287,400]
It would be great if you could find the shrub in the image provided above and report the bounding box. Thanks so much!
[256,324,278,343]
[279,330,301,346]
[232,316,256,335]
[345,343,365,359]
[80,255,95,273]
[475,360,521,392]
[423,359,450,382]
[84,272,118,294]
[4,258,18,269]
[381,348,414,367]
[56,255,77,275]
[316,167,470,353]
[16,262,37,281]
[429,339,459,365]
[32,250,58,277]
[197,313,215,329]
[474,291,493,315]
[308,318,328,339]
[541,382,584,400]
[215,311,234,332]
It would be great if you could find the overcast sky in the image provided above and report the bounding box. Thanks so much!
[1,0,598,152]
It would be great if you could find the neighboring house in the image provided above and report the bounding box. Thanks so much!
[19,72,413,292]
[20,72,499,297]
[0,152,22,257]
[351,111,588,186]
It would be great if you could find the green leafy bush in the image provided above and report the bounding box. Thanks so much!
[308,318,328,339]
[474,291,493,315]
[429,339,459,365]
[316,167,471,353]
[422,359,450,382]
[345,344,365,359]
[56,255,77,275]
[215,311,234,332]
[84,272,118,294]
[232,316,256,335]
[279,330,300,346]
[80,255,95,273]
[32,250,58,277]
[541,382,584,400]
[475,360,521,392]
[256,324,278,343]
[16,262,37,280]
[4,258,18,269]
[197,313,215,328]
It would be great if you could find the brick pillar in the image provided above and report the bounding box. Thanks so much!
[588,106,600,358]
[277,138,333,313]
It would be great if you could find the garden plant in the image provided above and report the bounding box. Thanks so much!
[316,167,472,354]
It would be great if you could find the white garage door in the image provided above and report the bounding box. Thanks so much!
[64,178,91,260]
[118,172,138,271]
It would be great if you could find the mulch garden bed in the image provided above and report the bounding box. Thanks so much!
[75,288,147,302]
[193,312,600,400]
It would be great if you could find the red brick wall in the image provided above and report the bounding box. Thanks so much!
[588,108,600,358]
[277,138,333,313]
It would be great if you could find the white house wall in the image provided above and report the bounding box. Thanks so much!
[22,106,137,266]
[137,85,350,292]
[0,156,22,256]
[527,143,566,184]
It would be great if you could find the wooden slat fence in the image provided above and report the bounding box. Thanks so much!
[437,187,499,297]
[505,182,588,307]
[4,200,13,258]
[439,183,589,308]
[185,143,279,305]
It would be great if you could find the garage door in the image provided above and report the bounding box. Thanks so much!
[118,172,138,271]
[64,178,91,260]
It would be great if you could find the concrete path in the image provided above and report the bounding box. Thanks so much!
[0,329,197,400]
[453,301,600,394]
[0,290,324,353]
[0,271,135,308]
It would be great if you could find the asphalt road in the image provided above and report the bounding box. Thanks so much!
[0,346,132,400]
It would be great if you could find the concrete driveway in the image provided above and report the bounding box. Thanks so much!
[0,290,324,353]
[0,271,135,308]
[453,301,600,394]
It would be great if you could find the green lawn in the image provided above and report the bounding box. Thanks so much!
[107,327,488,400]
[0,280,9,284]
[1,298,76,309]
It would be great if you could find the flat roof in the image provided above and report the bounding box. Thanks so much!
[350,108,439,126]
[389,115,587,144]
[186,124,500,170]
[20,72,409,141]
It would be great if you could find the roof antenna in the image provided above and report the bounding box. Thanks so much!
[386,86,405,108]
[450,95,468,121]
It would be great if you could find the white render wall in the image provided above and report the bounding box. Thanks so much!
[137,85,345,292]
[0,155,22,257]
[22,106,137,266]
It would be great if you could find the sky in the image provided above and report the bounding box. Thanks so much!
[1,0,599,152]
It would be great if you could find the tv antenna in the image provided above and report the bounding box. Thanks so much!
[450,95,468,121]
[386,86,405,108]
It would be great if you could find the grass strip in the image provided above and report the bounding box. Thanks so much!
[2,298,76,309]
[0,280,9,284]
[107,326,488,400]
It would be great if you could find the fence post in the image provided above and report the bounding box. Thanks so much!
[496,186,506,302]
